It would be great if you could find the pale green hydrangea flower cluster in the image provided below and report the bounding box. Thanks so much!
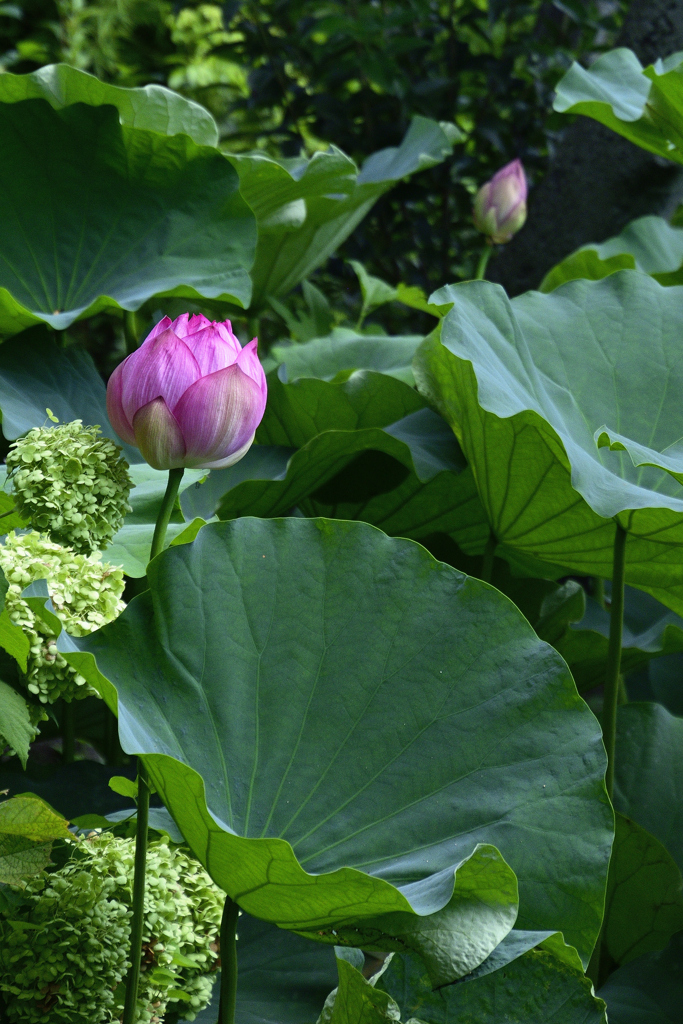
[6,420,133,554]
[0,531,125,703]
[0,833,225,1024]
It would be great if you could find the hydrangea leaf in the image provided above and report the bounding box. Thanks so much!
[598,930,683,1024]
[62,518,611,967]
[378,948,607,1024]
[0,97,255,336]
[415,273,683,614]
[614,703,683,872]
[554,48,683,164]
[0,681,32,765]
[0,835,53,885]
[0,62,218,145]
[539,215,683,292]
[229,117,457,308]
[0,793,71,840]
[603,813,683,969]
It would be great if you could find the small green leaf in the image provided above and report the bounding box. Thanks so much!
[0,681,33,766]
[0,835,53,885]
[318,955,400,1024]
[0,793,71,840]
[108,776,138,800]
[349,260,398,321]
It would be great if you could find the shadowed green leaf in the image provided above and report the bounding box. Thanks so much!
[415,273,683,614]
[228,117,456,308]
[272,329,424,385]
[378,947,606,1023]
[0,97,255,335]
[598,930,683,1024]
[603,814,683,968]
[0,62,218,145]
[614,703,683,872]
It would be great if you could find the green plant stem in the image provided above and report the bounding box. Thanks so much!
[61,701,75,763]
[150,468,184,561]
[593,577,605,609]
[122,760,150,1024]
[475,246,492,280]
[123,311,141,354]
[603,522,627,801]
[217,896,239,1024]
[480,530,496,583]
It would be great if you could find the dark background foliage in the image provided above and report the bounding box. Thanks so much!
[0,0,627,329]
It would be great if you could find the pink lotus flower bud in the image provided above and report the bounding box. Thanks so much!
[473,159,527,244]
[106,314,267,471]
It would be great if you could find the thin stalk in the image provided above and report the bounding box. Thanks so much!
[121,760,150,1024]
[217,897,239,1024]
[150,468,184,561]
[123,311,140,355]
[480,530,496,584]
[603,522,627,801]
[62,702,75,763]
[475,246,492,280]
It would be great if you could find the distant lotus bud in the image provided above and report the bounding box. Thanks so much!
[106,314,268,471]
[473,159,527,244]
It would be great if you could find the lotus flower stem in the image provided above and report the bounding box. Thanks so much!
[475,247,492,281]
[121,760,150,1024]
[217,896,239,1024]
[150,468,185,561]
[602,523,627,800]
[480,530,496,583]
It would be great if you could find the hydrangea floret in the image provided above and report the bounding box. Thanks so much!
[0,832,225,1024]
[0,531,125,704]
[6,420,133,554]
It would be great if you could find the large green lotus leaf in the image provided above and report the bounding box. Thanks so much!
[415,273,683,613]
[540,216,683,292]
[553,48,683,164]
[598,931,683,1024]
[378,948,607,1023]
[614,703,683,871]
[0,98,255,336]
[0,62,218,145]
[62,517,611,966]
[273,329,425,385]
[228,117,457,307]
[603,814,683,969]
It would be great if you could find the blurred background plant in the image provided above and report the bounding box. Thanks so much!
[0,0,627,340]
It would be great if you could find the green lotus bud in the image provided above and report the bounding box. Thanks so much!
[0,531,125,704]
[0,833,224,1023]
[6,420,133,554]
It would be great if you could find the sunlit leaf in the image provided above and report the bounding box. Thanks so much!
[415,274,683,613]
